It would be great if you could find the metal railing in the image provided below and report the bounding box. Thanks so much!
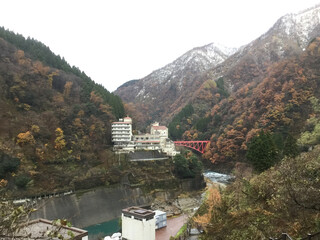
[301,232,320,240]
[269,233,293,240]
[270,232,320,240]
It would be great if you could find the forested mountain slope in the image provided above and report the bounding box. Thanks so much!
[194,38,320,240]
[0,30,125,197]
[115,43,236,129]
[115,5,320,138]
[202,38,320,165]
[163,5,320,166]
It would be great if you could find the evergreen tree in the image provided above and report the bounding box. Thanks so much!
[173,154,203,178]
[188,155,203,177]
[0,152,20,178]
[169,104,194,140]
[173,154,191,178]
[283,134,299,157]
[246,130,279,172]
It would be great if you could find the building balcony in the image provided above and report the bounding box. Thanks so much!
[112,131,131,134]
[113,139,131,142]
[112,124,130,127]
[112,127,131,130]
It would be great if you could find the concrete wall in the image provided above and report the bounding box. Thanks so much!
[30,177,205,229]
[30,186,152,228]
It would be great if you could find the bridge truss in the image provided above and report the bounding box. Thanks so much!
[174,141,210,154]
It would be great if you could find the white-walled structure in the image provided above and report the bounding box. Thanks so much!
[134,134,161,150]
[112,117,179,156]
[122,207,155,240]
[112,117,133,149]
[154,210,167,229]
[150,123,168,138]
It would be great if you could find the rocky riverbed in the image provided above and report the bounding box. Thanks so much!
[150,171,233,217]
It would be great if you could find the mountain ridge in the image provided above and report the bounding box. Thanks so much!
[115,42,237,127]
[0,33,126,197]
[117,4,320,102]
[115,4,320,167]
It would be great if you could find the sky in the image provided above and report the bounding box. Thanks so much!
[1,0,320,92]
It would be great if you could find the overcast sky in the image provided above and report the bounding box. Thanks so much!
[1,0,320,92]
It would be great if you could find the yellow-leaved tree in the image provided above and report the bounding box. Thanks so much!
[16,131,35,146]
[54,128,66,150]
[193,187,221,231]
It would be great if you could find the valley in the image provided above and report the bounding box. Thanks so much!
[1,3,320,240]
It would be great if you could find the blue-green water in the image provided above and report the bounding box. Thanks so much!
[84,218,120,240]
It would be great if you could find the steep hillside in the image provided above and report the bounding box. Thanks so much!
[0,32,126,197]
[196,143,320,239]
[193,52,320,237]
[115,5,320,136]
[115,43,236,129]
[188,5,320,118]
[205,4,320,94]
[165,6,320,165]
[201,37,320,166]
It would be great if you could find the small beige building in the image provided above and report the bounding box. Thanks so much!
[122,206,155,240]
[150,122,168,138]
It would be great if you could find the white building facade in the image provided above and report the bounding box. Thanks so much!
[111,117,179,156]
[134,134,161,150]
[112,117,133,150]
[122,207,155,240]
[150,122,168,138]
[154,210,167,229]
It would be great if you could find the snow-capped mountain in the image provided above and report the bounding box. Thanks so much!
[204,4,320,93]
[115,43,236,124]
[273,5,320,49]
[115,4,320,128]
[136,43,236,95]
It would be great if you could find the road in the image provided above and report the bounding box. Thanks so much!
[156,214,188,240]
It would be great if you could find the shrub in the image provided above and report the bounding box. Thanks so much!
[15,175,31,189]
[0,152,20,178]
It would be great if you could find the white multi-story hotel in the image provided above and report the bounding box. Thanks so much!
[111,117,179,156]
[112,117,133,148]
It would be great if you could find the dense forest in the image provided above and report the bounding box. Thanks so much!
[0,27,125,118]
[167,38,320,168]
[0,27,126,197]
[189,38,320,239]
[1,24,320,238]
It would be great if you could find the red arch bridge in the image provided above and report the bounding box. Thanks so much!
[174,141,210,154]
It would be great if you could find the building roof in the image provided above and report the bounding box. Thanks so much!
[17,218,88,240]
[122,206,155,220]
[154,210,166,216]
[134,133,156,136]
[151,126,168,130]
[112,116,132,124]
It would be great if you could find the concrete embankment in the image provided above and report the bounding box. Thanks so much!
[30,176,205,228]
[30,186,152,228]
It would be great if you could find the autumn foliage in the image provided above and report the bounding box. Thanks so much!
[196,38,320,166]
[0,28,125,196]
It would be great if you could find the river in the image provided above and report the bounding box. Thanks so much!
[84,218,120,240]
[202,171,233,184]
[84,171,232,240]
